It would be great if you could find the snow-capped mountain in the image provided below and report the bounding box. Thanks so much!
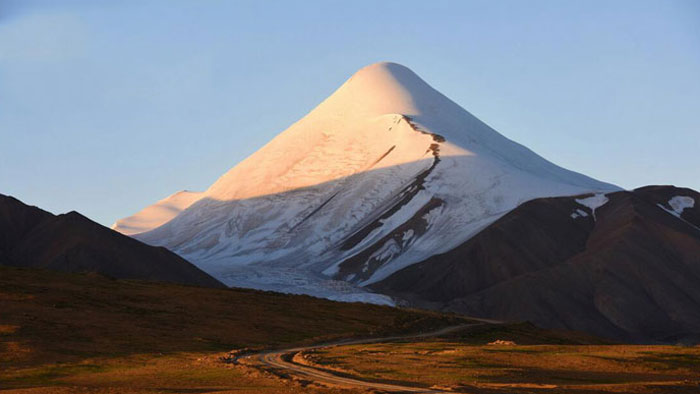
[115,62,619,303]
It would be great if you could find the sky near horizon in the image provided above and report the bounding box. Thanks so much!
[1,0,698,226]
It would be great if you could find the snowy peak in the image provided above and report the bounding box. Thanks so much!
[202,62,455,202]
[322,62,446,117]
[202,61,613,203]
[316,62,485,142]
[118,62,619,303]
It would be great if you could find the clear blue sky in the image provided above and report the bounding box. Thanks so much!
[1,0,698,226]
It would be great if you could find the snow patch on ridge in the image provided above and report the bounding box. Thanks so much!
[657,196,698,232]
[665,196,695,217]
[575,193,609,220]
[571,208,589,219]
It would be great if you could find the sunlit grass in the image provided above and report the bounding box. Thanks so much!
[307,341,700,392]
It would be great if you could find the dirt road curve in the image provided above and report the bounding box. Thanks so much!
[244,323,482,393]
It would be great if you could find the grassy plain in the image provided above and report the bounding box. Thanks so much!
[0,265,461,393]
[303,330,700,393]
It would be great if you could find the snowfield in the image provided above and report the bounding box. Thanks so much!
[112,190,202,235]
[117,62,620,302]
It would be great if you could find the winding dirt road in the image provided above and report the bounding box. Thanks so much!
[243,323,484,393]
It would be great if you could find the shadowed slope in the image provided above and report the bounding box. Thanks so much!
[372,186,700,342]
[0,194,224,288]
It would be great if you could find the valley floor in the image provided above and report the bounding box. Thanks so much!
[0,265,456,393]
[301,341,700,393]
[4,330,700,394]
[2,265,699,393]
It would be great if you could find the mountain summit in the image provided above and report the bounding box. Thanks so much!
[115,62,618,303]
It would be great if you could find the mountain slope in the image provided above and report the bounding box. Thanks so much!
[112,190,202,235]
[372,186,700,342]
[0,194,224,288]
[120,62,618,301]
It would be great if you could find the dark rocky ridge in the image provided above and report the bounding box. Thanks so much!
[371,186,700,343]
[0,193,224,288]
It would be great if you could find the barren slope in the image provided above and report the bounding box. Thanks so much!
[373,186,700,342]
[0,194,223,288]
